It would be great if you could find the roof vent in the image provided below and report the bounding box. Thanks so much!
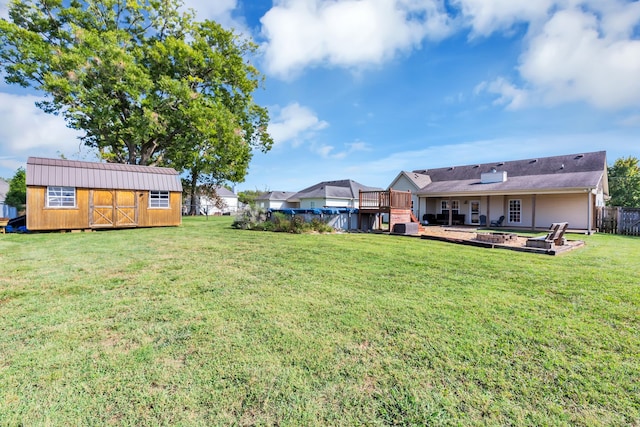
[529,159,538,163]
[575,154,584,159]
[448,167,455,171]
[473,165,479,168]
[560,164,564,169]
[490,167,497,173]
[497,162,504,166]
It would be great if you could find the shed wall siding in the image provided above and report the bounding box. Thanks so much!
[27,186,181,230]
[27,186,91,230]
[138,191,182,227]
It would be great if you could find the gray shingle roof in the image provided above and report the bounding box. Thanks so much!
[255,191,296,201]
[393,171,432,189]
[415,151,607,195]
[288,179,382,201]
[214,186,236,197]
[26,157,182,192]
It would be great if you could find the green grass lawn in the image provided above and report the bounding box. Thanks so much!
[0,216,638,426]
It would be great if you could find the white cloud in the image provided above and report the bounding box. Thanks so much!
[268,102,329,146]
[312,139,371,159]
[475,77,529,110]
[0,93,84,156]
[451,0,554,37]
[519,5,640,109]
[260,0,452,78]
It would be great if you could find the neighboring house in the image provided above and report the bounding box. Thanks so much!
[389,151,608,233]
[0,178,8,203]
[26,157,182,231]
[188,186,239,215]
[287,179,382,209]
[255,191,296,210]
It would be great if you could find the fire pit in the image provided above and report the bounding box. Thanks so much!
[474,232,518,244]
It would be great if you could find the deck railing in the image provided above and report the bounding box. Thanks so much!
[359,190,412,210]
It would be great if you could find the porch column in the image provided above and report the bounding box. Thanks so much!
[587,189,593,236]
[448,196,452,226]
[531,194,536,231]
[486,195,490,227]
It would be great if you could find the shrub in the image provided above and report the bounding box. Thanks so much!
[310,217,334,233]
[232,206,267,229]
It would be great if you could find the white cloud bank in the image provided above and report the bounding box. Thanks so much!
[470,0,640,110]
[260,0,452,78]
[260,0,640,111]
[0,93,85,160]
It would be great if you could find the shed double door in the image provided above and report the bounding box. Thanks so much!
[90,190,139,228]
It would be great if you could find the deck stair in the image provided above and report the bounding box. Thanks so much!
[410,212,425,232]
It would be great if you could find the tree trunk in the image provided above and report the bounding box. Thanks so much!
[188,169,199,216]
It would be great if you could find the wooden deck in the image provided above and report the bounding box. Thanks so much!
[359,189,412,212]
[358,190,422,232]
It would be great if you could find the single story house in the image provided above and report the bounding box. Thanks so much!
[389,151,608,233]
[26,157,182,231]
[185,186,239,215]
[287,179,382,209]
[255,191,297,210]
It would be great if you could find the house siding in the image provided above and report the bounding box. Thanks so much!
[485,194,591,229]
[300,198,356,209]
[534,193,590,230]
[389,175,420,218]
[261,200,294,210]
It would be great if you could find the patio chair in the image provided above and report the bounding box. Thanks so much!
[526,222,569,249]
[479,215,487,226]
[490,215,505,227]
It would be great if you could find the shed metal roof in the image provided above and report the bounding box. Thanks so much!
[26,157,182,192]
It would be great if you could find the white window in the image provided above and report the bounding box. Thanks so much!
[509,199,521,223]
[310,201,315,208]
[440,200,459,215]
[47,186,76,208]
[150,191,170,208]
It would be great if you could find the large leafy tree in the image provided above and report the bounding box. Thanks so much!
[237,189,264,207]
[0,0,272,202]
[608,156,640,207]
[5,167,27,208]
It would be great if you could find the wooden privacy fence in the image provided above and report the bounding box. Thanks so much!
[597,207,640,236]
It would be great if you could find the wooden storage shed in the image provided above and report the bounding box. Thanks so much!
[26,157,182,231]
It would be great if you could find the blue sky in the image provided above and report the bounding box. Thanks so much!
[1,0,639,192]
